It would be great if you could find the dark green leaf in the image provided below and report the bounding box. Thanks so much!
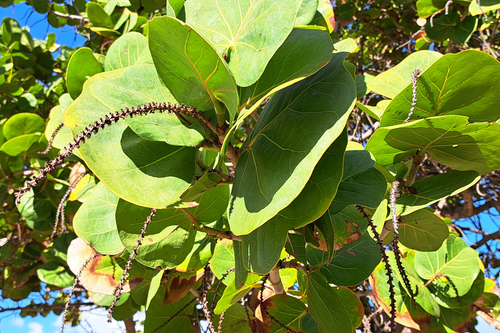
[149,16,238,124]
[229,50,355,235]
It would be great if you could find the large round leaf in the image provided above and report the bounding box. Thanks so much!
[116,201,197,269]
[414,235,480,297]
[380,50,500,127]
[185,0,303,87]
[367,115,500,174]
[396,170,480,216]
[320,233,381,287]
[149,16,238,123]
[66,47,104,99]
[394,209,449,251]
[229,50,356,235]
[3,112,44,140]
[144,286,195,333]
[308,272,360,333]
[64,64,197,209]
[239,27,334,111]
[367,50,441,99]
[37,261,75,288]
[116,184,228,269]
[104,32,153,71]
[73,182,124,255]
[67,237,131,295]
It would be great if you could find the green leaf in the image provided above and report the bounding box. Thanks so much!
[0,133,40,156]
[144,287,195,332]
[37,261,74,288]
[395,209,449,251]
[66,47,104,99]
[185,0,303,87]
[64,64,197,209]
[240,219,288,275]
[416,0,448,17]
[86,2,114,29]
[45,105,73,151]
[356,100,390,121]
[470,0,500,15]
[307,272,357,333]
[450,15,478,44]
[414,235,481,297]
[167,0,185,17]
[104,32,153,71]
[264,294,307,332]
[431,270,484,309]
[214,273,261,315]
[387,251,441,317]
[368,116,500,174]
[425,10,460,41]
[310,0,335,32]
[229,50,356,235]
[238,27,334,111]
[380,50,500,127]
[124,112,205,147]
[367,51,442,99]
[3,113,44,140]
[89,291,130,307]
[320,233,381,287]
[211,239,236,284]
[148,16,238,124]
[212,304,251,333]
[116,200,197,269]
[316,205,368,260]
[146,269,163,310]
[176,236,214,273]
[396,170,480,216]
[233,240,248,289]
[371,256,431,330]
[326,149,387,215]
[295,0,318,25]
[73,182,124,255]
[240,129,346,274]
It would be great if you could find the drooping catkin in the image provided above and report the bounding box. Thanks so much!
[61,254,98,333]
[16,102,196,205]
[403,69,422,124]
[107,208,156,322]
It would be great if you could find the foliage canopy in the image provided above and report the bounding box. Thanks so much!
[2,1,500,333]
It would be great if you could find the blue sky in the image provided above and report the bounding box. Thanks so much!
[0,2,499,333]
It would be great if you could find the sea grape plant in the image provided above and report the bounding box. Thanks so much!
[12,1,500,332]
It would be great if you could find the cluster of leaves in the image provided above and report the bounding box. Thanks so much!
[2,1,500,333]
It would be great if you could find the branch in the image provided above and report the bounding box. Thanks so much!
[268,267,285,295]
[471,230,500,249]
[49,10,89,24]
[182,208,242,241]
[0,302,97,313]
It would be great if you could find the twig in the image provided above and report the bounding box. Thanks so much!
[107,208,156,322]
[39,122,64,155]
[357,206,396,333]
[181,208,242,241]
[61,254,98,333]
[202,264,216,333]
[51,172,85,239]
